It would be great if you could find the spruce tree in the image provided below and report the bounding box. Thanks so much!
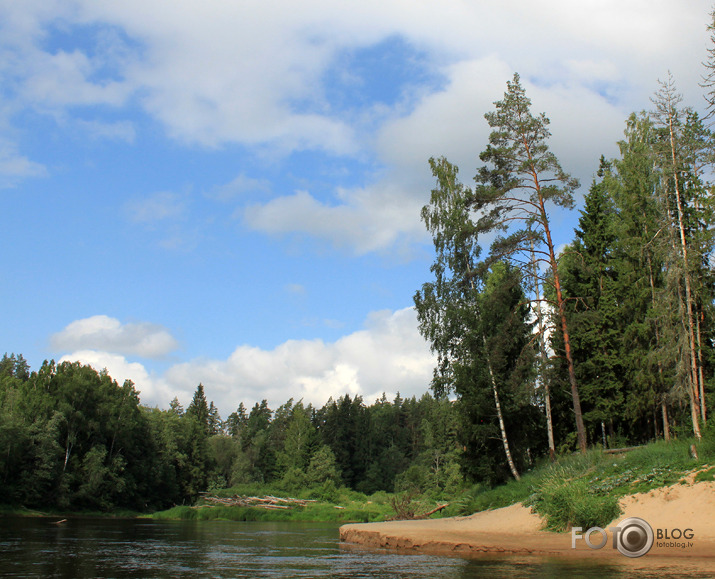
[558,163,623,444]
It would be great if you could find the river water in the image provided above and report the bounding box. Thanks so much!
[0,517,712,578]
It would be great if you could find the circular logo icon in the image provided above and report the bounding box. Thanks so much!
[615,517,654,558]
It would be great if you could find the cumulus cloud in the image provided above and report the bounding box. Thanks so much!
[243,182,428,255]
[6,1,707,151]
[57,307,435,413]
[241,55,621,254]
[160,307,435,412]
[51,315,179,359]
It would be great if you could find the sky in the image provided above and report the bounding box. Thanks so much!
[1,0,713,417]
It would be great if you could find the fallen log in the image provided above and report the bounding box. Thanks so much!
[416,503,448,519]
[387,503,449,521]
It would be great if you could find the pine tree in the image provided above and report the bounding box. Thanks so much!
[701,7,715,122]
[472,73,586,452]
[650,75,714,435]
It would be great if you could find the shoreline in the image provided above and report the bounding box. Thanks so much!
[339,481,715,566]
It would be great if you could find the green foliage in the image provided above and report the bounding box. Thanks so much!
[153,498,390,523]
[451,470,539,517]
[528,477,621,531]
[305,445,341,486]
[556,171,624,444]
[694,467,715,482]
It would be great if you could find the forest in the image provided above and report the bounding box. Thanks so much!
[0,355,461,512]
[2,11,715,516]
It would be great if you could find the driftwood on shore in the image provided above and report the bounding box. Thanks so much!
[196,494,318,510]
[386,503,449,521]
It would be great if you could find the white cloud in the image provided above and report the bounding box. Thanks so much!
[161,306,435,412]
[243,182,428,255]
[51,315,179,359]
[21,48,131,107]
[8,1,707,152]
[57,307,435,414]
[240,54,622,255]
[3,0,711,248]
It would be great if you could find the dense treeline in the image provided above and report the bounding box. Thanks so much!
[414,12,715,483]
[0,354,463,512]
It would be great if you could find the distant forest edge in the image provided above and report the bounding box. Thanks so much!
[3,8,715,516]
[0,355,465,512]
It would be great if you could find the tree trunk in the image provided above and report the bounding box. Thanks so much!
[484,333,521,481]
[527,147,586,454]
[696,309,707,424]
[63,437,72,473]
[666,107,702,437]
[531,238,556,461]
[545,221,587,453]
[468,263,521,480]
[662,400,671,442]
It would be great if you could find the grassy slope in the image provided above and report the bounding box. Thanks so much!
[452,431,715,531]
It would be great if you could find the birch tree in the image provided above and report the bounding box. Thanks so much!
[414,157,530,481]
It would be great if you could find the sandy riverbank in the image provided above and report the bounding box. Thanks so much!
[339,480,715,566]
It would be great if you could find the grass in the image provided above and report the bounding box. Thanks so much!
[451,431,715,532]
[155,428,715,528]
[694,466,715,482]
[151,483,402,523]
[525,434,715,531]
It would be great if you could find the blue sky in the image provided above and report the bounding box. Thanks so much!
[1,0,712,417]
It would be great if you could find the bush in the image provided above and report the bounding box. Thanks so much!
[278,467,307,493]
[528,477,621,531]
[306,480,339,503]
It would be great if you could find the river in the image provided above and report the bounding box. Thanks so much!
[0,517,712,578]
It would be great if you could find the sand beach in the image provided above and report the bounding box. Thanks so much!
[339,480,715,567]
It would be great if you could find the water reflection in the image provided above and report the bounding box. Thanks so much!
[0,517,711,578]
